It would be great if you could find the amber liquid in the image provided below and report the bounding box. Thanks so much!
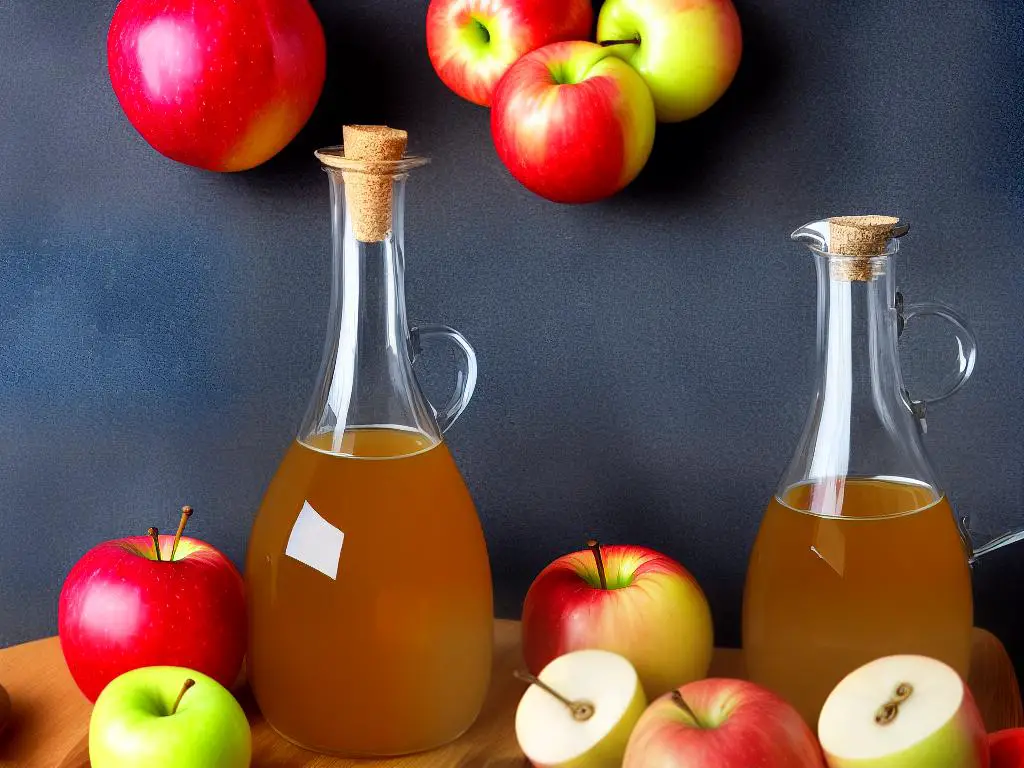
[743,477,973,725]
[246,428,493,756]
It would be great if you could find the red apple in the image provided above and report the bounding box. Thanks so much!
[59,510,246,702]
[522,543,713,699]
[990,729,1024,768]
[426,0,593,107]
[107,0,326,171]
[491,41,656,204]
[624,678,826,767]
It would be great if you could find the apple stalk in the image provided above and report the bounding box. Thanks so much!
[170,506,193,561]
[170,679,195,716]
[599,36,640,48]
[147,527,162,562]
[514,670,595,722]
[587,539,608,590]
[670,690,706,729]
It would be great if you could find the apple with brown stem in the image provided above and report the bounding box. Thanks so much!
[522,540,713,699]
[59,506,246,701]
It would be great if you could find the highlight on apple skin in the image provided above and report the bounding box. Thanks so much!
[59,530,247,702]
[107,0,327,172]
[490,41,656,204]
[598,0,742,122]
[521,543,713,700]
[818,655,989,768]
[623,678,827,768]
[427,0,594,107]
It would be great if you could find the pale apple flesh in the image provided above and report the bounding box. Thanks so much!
[515,650,647,768]
[624,678,826,767]
[90,666,251,768]
[818,655,988,768]
[598,0,742,122]
[522,544,713,699]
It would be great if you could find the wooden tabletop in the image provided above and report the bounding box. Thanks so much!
[0,622,1019,767]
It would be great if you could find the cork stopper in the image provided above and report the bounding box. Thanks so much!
[828,215,900,281]
[341,125,408,242]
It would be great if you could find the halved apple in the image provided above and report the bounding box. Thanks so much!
[818,655,989,768]
[515,649,647,768]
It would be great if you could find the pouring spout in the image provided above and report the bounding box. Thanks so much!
[791,219,831,250]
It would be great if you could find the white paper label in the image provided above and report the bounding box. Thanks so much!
[284,501,345,580]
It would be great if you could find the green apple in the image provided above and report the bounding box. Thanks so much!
[597,0,743,122]
[515,649,647,767]
[90,666,251,768]
[818,655,988,768]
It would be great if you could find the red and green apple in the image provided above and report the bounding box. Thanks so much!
[59,509,246,702]
[522,542,713,699]
[491,41,656,203]
[598,0,742,122]
[427,0,593,107]
[624,678,826,767]
[90,667,251,768]
[107,0,326,171]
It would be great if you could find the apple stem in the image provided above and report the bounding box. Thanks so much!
[170,506,193,562]
[671,690,706,729]
[170,678,195,716]
[147,527,162,562]
[587,539,608,590]
[874,682,914,726]
[513,670,595,722]
[599,35,641,48]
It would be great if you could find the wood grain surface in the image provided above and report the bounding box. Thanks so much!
[0,622,1018,767]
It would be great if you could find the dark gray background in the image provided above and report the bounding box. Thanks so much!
[1,0,1022,666]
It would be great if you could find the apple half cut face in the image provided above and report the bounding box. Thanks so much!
[818,655,987,767]
[516,650,646,766]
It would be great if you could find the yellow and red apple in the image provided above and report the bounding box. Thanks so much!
[427,0,593,107]
[107,0,326,171]
[58,510,246,702]
[624,678,826,767]
[491,41,656,203]
[598,0,742,122]
[522,543,713,699]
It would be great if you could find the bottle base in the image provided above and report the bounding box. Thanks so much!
[265,717,475,759]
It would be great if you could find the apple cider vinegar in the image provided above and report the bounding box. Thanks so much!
[743,477,973,725]
[246,428,493,755]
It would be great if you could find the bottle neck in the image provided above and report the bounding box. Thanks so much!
[779,252,940,504]
[298,170,438,454]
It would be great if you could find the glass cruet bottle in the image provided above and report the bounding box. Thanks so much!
[742,215,986,726]
[245,125,493,757]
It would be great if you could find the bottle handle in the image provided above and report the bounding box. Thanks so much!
[409,324,478,433]
[898,297,978,408]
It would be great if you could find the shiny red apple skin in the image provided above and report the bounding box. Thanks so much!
[427,0,593,107]
[107,0,326,171]
[491,41,656,204]
[990,729,1024,768]
[624,678,826,767]
[522,544,713,699]
[58,535,246,702]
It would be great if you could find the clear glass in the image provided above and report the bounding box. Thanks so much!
[245,154,493,757]
[743,219,980,725]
